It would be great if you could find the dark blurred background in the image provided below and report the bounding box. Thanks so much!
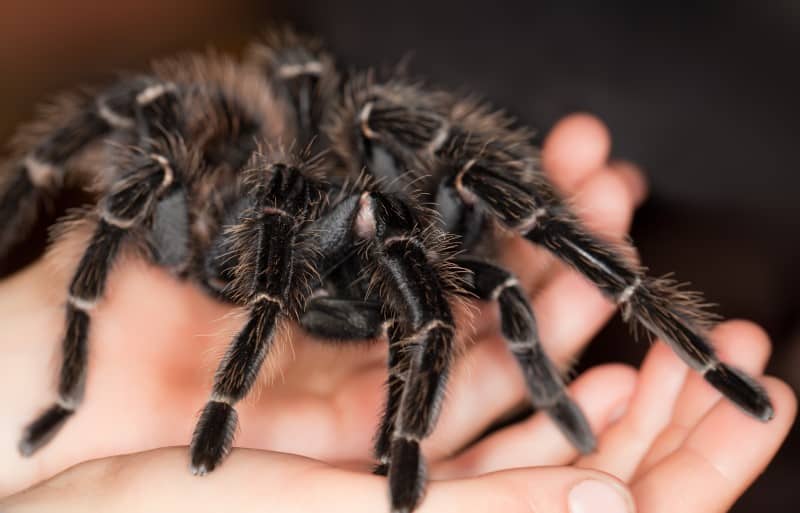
[0,1,797,510]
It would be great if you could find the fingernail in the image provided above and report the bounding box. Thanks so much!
[568,479,634,513]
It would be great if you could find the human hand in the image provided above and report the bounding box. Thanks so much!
[2,321,794,513]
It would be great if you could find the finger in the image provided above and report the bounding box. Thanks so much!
[608,160,648,207]
[576,340,689,481]
[632,377,796,513]
[0,447,635,513]
[431,364,637,479]
[542,113,611,194]
[633,320,772,478]
[567,169,637,239]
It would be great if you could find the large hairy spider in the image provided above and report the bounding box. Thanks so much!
[4,28,773,513]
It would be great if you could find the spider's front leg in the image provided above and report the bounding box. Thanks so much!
[309,191,458,513]
[189,161,325,474]
[299,295,409,477]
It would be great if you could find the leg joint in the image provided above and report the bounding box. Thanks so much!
[277,61,324,78]
[96,99,135,129]
[359,102,380,139]
[616,276,642,305]
[252,292,284,308]
[515,207,548,233]
[490,276,519,301]
[100,207,140,229]
[67,294,97,312]
[136,82,178,106]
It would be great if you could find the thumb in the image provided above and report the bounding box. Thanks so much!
[437,466,635,513]
[0,447,635,513]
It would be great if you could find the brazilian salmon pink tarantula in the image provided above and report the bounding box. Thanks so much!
[5,28,773,513]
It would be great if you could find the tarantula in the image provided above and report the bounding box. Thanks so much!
[4,28,772,513]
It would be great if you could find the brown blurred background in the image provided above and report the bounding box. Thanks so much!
[0,1,797,511]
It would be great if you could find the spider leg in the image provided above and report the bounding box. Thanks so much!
[308,191,456,512]
[0,77,178,258]
[375,229,454,513]
[372,321,410,478]
[18,148,182,456]
[455,159,774,421]
[456,256,595,452]
[190,161,325,474]
[247,28,337,149]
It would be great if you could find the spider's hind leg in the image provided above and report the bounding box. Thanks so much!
[189,160,326,474]
[457,256,595,453]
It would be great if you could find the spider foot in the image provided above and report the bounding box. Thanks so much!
[388,437,426,513]
[190,400,238,476]
[547,396,596,454]
[705,363,774,421]
[18,404,74,457]
[373,460,390,476]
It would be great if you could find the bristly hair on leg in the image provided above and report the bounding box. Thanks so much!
[220,147,329,317]
[523,205,773,421]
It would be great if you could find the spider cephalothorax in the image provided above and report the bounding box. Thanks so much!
[3,28,773,513]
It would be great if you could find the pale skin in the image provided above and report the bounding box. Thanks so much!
[0,114,795,512]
